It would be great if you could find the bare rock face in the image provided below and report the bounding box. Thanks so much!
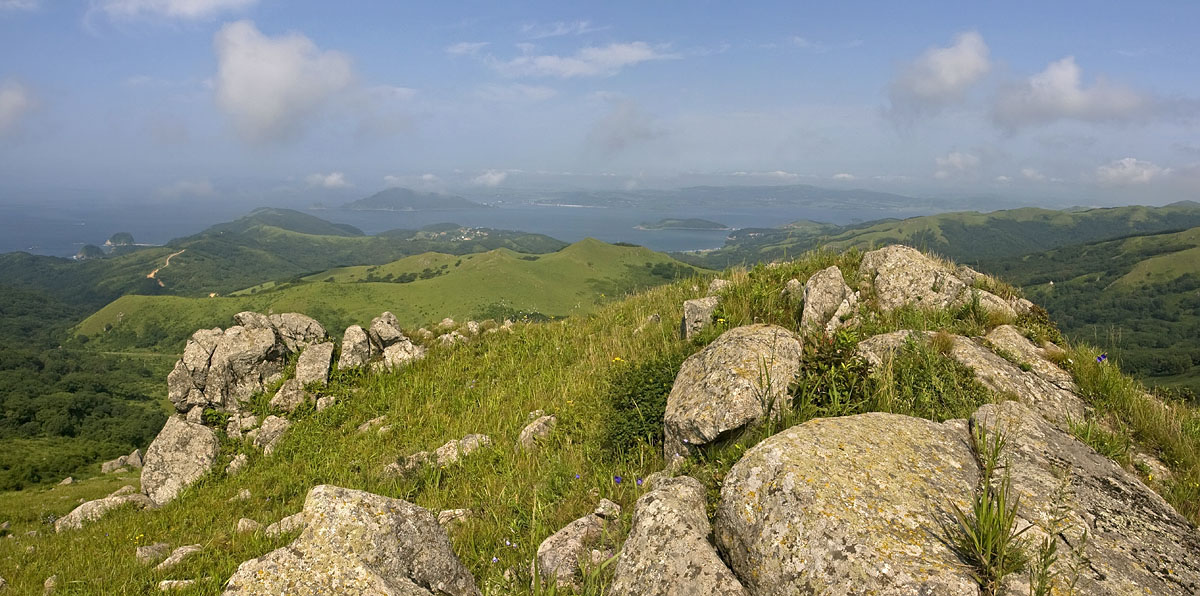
[264,512,304,537]
[973,401,1200,595]
[141,416,220,506]
[253,416,291,456]
[294,341,334,386]
[679,296,719,340]
[54,493,153,532]
[663,324,802,459]
[610,476,747,596]
[338,324,371,369]
[800,265,858,334]
[534,508,615,590]
[266,312,327,353]
[984,324,1076,391]
[517,414,556,452]
[223,485,480,596]
[268,379,309,414]
[714,413,980,595]
[368,312,405,352]
[859,245,1015,318]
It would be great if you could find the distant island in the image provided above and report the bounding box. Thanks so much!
[342,188,486,211]
[105,232,135,246]
[636,218,731,231]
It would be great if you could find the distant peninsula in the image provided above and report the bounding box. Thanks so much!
[342,188,486,211]
[635,218,731,231]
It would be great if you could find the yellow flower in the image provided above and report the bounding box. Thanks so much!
[612,357,624,362]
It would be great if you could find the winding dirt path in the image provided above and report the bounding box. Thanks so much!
[147,249,186,287]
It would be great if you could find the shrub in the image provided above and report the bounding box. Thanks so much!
[790,327,871,419]
[603,346,694,454]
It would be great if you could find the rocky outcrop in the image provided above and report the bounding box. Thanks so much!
[100,448,143,473]
[517,414,556,452]
[859,245,1016,318]
[534,501,621,590]
[663,324,802,459]
[800,265,858,334]
[223,485,479,596]
[679,296,719,340]
[382,340,426,369]
[141,416,220,506]
[715,412,981,595]
[253,416,291,455]
[368,312,404,351]
[611,476,747,596]
[338,324,371,369]
[54,492,153,532]
[385,434,492,477]
[268,379,309,413]
[984,324,1076,391]
[294,341,333,385]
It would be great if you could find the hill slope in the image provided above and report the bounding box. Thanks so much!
[343,187,485,211]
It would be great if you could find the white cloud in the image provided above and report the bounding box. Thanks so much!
[492,42,678,78]
[1021,167,1046,181]
[472,170,508,187]
[0,0,39,10]
[446,41,489,56]
[477,83,557,102]
[1095,158,1170,186]
[521,20,605,39]
[993,56,1148,130]
[586,99,663,154]
[96,0,256,20]
[213,20,354,143]
[157,178,214,198]
[995,175,1011,183]
[831,173,856,181]
[0,80,34,136]
[306,172,349,189]
[887,31,990,120]
[934,151,981,179]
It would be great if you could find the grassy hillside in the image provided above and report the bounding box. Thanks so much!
[1,248,1196,594]
[75,239,704,353]
[685,202,1200,269]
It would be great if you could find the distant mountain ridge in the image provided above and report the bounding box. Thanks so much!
[343,188,485,211]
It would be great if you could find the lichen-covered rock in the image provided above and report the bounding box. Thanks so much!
[382,340,426,369]
[236,518,260,534]
[225,453,248,475]
[984,324,1076,391]
[315,395,336,411]
[800,265,858,334]
[973,401,1200,595]
[223,485,479,596]
[714,413,980,595]
[707,278,732,295]
[54,493,153,532]
[338,324,371,369]
[268,379,309,414]
[368,312,405,351]
[266,312,327,352]
[264,512,304,537]
[859,245,1015,318]
[611,476,747,596]
[253,416,290,456]
[517,414,556,451]
[294,341,333,386]
[437,509,472,528]
[137,542,171,565]
[679,296,718,340]
[141,416,220,506]
[663,324,802,459]
[101,448,143,473]
[534,510,612,589]
[156,544,202,570]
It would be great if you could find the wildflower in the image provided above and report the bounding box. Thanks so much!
[492,556,499,563]
[612,356,624,363]
[636,478,643,486]
[614,475,623,484]
[1096,353,1108,363]
[575,473,580,479]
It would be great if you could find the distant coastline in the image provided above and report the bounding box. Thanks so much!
[635,217,731,231]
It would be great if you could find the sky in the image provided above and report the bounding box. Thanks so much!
[1,0,1199,206]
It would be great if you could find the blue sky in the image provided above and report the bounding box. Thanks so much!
[1,0,1198,205]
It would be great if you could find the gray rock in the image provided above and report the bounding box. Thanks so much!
[534,509,614,590]
[141,416,220,506]
[611,476,747,596]
[783,278,804,300]
[707,278,732,295]
[108,484,136,498]
[58,476,73,485]
[356,415,386,433]
[517,415,556,451]
[437,509,472,528]
[984,324,1076,391]
[437,317,456,331]
[225,453,248,475]
[54,493,153,532]
[229,488,251,502]
[465,320,481,335]
[156,544,202,570]
[267,312,327,352]
[714,412,980,595]
[973,401,1200,595]
[253,416,291,456]
[368,312,405,352]
[294,341,334,386]
[315,395,337,411]
[593,498,621,520]
[237,518,261,534]
[268,379,309,413]
[101,455,127,473]
[126,448,143,468]
[158,580,198,591]
[43,575,56,595]
[223,485,480,596]
[137,542,171,565]
[264,512,304,537]
[185,405,204,423]
[859,244,1014,318]
[679,296,719,340]
[382,340,426,369]
[386,435,492,477]
[338,324,371,369]
[800,265,858,334]
[438,331,466,346]
[663,324,802,459]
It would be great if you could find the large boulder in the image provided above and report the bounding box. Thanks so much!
[223,485,479,596]
[973,401,1200,595]
[338,324,371,369]
[859,245,1015,318]
[680,296,719,340]
[294,341,334,386]
[714,413,980,595]
[368,311,405,352]
[800,265,858,334]
[141,416,220,506]
[381,340,426,369]
[54,493,153,532]
[610,476,747,596]
[266,312,327,352]
[663,324,802,459]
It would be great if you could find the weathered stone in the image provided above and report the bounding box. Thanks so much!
[58,476,73,485]
[108,485,136,498]
[185,406,204,423]
[338,324,371,369]
[611,476,747,596]
[438,331,466,346]
[593,498,621,520]
[156,544,202,570]
[229,488,251,502]
[268,379,309,413]
[859,244,1014,318]
[800,265,858,334]
[437,509,472,528]
[783,278,804,300]
[315,395,336,411]
[707,278,732,295]
[158,580,198,591]
[294,341,334,386]
[465,320,481,335]
[679,296,718,340]
[368,312,404,351]
[437,317,456,331]
[141,416,220,506]
[236,518,260,534]
[973,401,1200,595]
[55,493,153,532]
[101,457,125,473]
[386,435,492,477]
[137,542,171,565]
[382,340,426,369]
[985,324,1076,391]
[253,416,290,456]
[267,312,327,352]
[517,415,556,451]
[663,324,802,459]
[126,448,143,468]
[43,575,56,595]
[225,453,248,476]
[264,512,304,537]
[534,507,617,590]
[714,413,980,595]
[223,485,479,596]
[356,415,386,433]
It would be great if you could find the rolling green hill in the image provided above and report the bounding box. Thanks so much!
[75,239,705,353]
[343,187,484,211]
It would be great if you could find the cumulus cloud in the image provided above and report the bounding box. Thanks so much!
[934,151,981,179]
[492,42,677,78]
[477,83,557,102]
[1021,167,1046,181]
[157,178,214,198]
[96,0,256,20]
[0,80,34,136]
[472,170,508,187]
[213,20,354,143]
[831,173,856,181]
[995,175,1011,183]
[521,20,605,39]
[446,41,489,56]
[1095,157,1170,186]
[887,31,990,121]
[993,57,1148,130]
[306,172,349,188]
[586,99,663,154]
